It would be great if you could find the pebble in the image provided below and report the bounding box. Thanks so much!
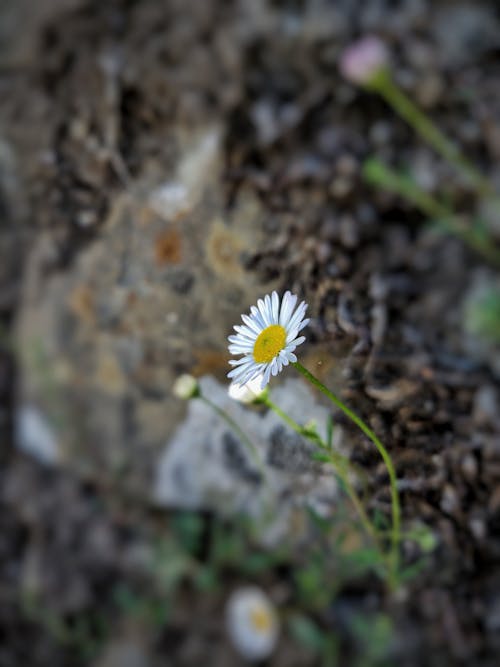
[330,176,353,200]
[320,216,340,242]
[336,153,358,178]
[473,385,498,427]
[485,597,500,635]
[369,121,392,147]
[461,454,478,483]
[315,241,332,264]
[440,484,460,516]
[415,73,444,109]
[339,214,359,248]
[407,40,436,70]
[15,406,60,466]
[488,486,500,515]
[469,516,486,541]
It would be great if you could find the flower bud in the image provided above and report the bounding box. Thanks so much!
[173,374,200,400]
[339,36,389,86]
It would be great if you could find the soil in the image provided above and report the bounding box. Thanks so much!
[1,1,500,666]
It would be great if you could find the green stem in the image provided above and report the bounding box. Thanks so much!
[292,361,401,590]
[375,73,493,197]
[262,396,307,436]
[262,396,381,549]
[200,395,267,483]
[363,157,500,268]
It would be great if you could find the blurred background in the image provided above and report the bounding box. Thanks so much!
[1,0,500,665]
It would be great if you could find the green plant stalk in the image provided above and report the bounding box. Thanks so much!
[199,395,267,482]
[292,361,400,590]
[373,72,493,197]
[261,396,381,550]
[363,157,500,268]
[262,395,309,436]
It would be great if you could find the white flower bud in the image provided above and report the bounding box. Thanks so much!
[172,374,199,400]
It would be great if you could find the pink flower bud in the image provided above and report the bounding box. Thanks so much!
[339,36,389,86]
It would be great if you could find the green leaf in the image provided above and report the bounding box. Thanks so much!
[399,559,427,582]
[312,451,331,463]
[240,552,281,574]
[172,512,204,555]
[351,612,393,663]
[288,614,327,652]
[194,566,219,592]
[405,523,438,553]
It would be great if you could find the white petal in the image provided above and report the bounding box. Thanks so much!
[232,338,255,348]
[250,306,266,329]
[228,334,253,345]
[229,357,253,366]
[241,313,262,334]
[257,298,272,327]
[234,324,257,339]
[261,364,273,388]
[287,303,308,332]
[237,364,259,383]
[271,291,280,323]
[228,345,252,355]
[229,330,254,341]
[229,340,254,349]
[288,335,306,348]
[278,350,290,366]
[279,291,297,327]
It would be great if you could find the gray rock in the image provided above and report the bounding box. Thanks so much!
[15,124,271,490]
[154,376,342,545]
[15,405,60,465]
[473,385,499,428]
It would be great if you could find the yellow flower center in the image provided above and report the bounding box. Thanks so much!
[249,607,272,633]
[253,325,287,363]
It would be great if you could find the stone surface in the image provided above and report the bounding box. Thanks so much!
[154,376,342,545]
[15,126,271,488]
[0,0,86,67]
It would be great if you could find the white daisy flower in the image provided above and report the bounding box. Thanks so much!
[226,586,279,662]
[228,291,309,389]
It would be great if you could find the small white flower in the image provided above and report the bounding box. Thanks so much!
[228,291,309,389]
[172,374,199,400]
[228,374,266,404]
[226,587,279,662]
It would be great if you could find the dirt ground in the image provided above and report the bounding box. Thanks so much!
[1,1,500,665]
